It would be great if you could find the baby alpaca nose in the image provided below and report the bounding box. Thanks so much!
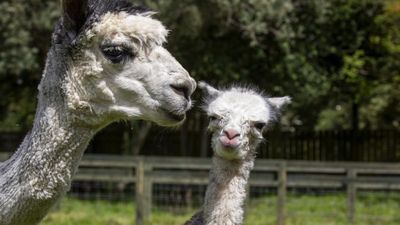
[223,129,240,140]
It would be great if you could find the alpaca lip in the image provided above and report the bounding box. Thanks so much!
[219,136,240,148]
[165,111,185,122]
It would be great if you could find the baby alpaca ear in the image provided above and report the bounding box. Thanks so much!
[268,96,291,110]
[198,81,221,99]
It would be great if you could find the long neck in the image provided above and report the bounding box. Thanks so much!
[20,100,94,197]
[0,47,96,225]
[203,154,255,225]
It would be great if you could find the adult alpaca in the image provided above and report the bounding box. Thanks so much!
[185,82,290,225]
[0,1,196,224]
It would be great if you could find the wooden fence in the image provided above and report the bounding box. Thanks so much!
[68,155,400,225]
[261,130,400,162]
[138,128,400,162]
[1,153,400,224]
[1,127,399,162]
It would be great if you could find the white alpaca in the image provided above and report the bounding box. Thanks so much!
[0,1,196,224]
[184,82,290,225]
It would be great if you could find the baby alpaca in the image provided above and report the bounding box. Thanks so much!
[184,82,290,225]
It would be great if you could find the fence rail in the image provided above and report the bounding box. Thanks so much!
[67,155,400,225]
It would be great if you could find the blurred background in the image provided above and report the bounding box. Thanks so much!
[0,0,399,224]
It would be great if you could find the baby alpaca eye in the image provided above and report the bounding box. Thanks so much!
[209,115,219,122]
[253,122,266,131]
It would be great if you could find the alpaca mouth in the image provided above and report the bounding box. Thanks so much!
[163,109,186,122]
[168,112,185,121]
[219,136,240,149]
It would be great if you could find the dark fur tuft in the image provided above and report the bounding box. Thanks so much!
[53,0,150,47]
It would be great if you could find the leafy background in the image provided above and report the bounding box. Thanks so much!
[0,0,399,131]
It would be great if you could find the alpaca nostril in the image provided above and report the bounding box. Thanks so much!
[223,129,240,140]
[170,84,190,101]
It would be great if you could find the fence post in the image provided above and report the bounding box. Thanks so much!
[277,162,287,225]
[346,169,357,225]
[136,157,152,225]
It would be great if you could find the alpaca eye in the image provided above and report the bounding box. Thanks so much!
[209,115,219,122]
[254,122,266,131]
[101,45,131,63]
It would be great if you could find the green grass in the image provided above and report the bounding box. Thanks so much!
[42,199,194,225]
[246,193,400,225]
[42,198,136,225]
[42,193,400,225]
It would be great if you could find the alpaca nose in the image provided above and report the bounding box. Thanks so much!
[223,129,240,140]
[170,84,190,101]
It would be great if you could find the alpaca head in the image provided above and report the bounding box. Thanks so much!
[45,0,196,127]
[199,82,290,160]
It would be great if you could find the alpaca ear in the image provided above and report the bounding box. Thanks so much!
[62,0,88,36]
[268,96,291,110]
[198,81,221,99]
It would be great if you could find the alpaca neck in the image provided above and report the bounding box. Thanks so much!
[203,154,255,225]
[19,102,94,197]
[0,47,96,225]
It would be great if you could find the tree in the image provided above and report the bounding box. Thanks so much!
[0,0,59,130]
[147,0,400,130]
[0,0,398,131]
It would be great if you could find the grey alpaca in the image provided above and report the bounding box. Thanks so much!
[0,0,196,224]
[185,82,290,225]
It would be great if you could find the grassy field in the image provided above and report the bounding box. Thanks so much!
[42,193,400,225]
[42,198,192,225]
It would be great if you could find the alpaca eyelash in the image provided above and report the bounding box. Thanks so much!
[100,44,134,63]
[209,116,217,121]
[209,114,220,122]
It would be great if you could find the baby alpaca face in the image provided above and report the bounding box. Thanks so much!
[199,82,290,160]
[207,91,270,160]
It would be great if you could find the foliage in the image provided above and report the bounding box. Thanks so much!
[145,0,400,130]
[0,0,59,130]
[0,0,399,130]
